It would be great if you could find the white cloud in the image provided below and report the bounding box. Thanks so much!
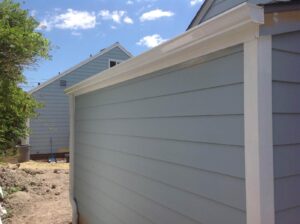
[98,10,126,23]
[137,34,167,48]
[55,9,96,29]
[123,16,134,24]
[140,9,174,22]
[126,0,134,5]
[190,0,204,6]
[111,25,117,30]
[37,9,96,31]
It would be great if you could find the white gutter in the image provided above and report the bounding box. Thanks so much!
[66,2,264,96]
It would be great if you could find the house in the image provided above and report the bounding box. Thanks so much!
[28,43,132,159]
[66,1,300,224]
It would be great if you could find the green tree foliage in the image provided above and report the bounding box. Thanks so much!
[0,0,50,81]
[0,80,42,151]
[0,0,50,152]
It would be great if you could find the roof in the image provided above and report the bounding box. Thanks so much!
[186,0,214,30]
[28,42,132,94]
[186,0,294,30]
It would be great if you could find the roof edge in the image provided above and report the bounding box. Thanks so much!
[187,0,214,30]
[28,42,132,94]
[66,3,264,96]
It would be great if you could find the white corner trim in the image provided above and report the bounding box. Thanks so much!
[69,94,78,224]
[66,3,264,96]
[244,36,274,224]
[28,42,132,94]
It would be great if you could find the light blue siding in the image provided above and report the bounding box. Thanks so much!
[272,31,300,224]
[74,45,246,224]
[30,46,130,154]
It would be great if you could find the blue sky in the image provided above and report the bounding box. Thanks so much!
[19,0,204,91]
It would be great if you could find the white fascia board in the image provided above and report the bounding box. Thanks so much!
[28,43,131,94]
[65,2,264,96]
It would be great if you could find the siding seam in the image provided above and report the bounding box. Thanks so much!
[75,82,244,110]
[75,164,207,224]
[75,141,245,180]
[75,130,245,147]
[75,151,246,212]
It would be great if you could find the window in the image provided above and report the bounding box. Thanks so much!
[109,59,123,68]
[60,80,67,87]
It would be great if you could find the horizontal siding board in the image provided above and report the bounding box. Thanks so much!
[77,203,106,224]
[75,132,245,178]
[275,206,300,224]
[75,161,246,224]
[75,143,245,210]
[76,83,243,120]
[76,50,243,109]
[76,116,244,146]
[77,192,123,224]
[74,168,200,224]
[272,50,300,83]
[273,31,300,54]
[274,175,300,211]
[273,114,300,145]
[273,82,300,113]
[274,145,300,178]
[76,182,154,224]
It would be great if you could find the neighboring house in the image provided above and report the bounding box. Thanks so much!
[67,1,300,224]
[28,43,132,158]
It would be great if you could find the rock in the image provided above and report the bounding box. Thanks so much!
[0,187,4,199]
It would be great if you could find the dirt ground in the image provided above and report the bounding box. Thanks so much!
[0,161,72,224]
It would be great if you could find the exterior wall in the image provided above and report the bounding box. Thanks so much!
[30,46,130,154]
[199,0,269,24]
[272,30,300,224]
[74,45,246,224]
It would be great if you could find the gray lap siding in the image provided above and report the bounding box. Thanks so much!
[74,45,246,224]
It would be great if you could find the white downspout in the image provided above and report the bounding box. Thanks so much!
[69,94,78,223]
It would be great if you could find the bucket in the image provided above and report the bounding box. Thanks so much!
[16,145,31,163]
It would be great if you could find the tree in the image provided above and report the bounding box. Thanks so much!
[0,80,42,151]
[0,0,50,152]
[0,0,50,81]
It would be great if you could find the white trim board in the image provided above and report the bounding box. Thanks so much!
[68,94,78,224]
[66,3,264,96]
[244,36,274,224]
[28,42,132,94]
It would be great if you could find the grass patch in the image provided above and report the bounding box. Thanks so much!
[4,186,22,195]
[0,148,19,164]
